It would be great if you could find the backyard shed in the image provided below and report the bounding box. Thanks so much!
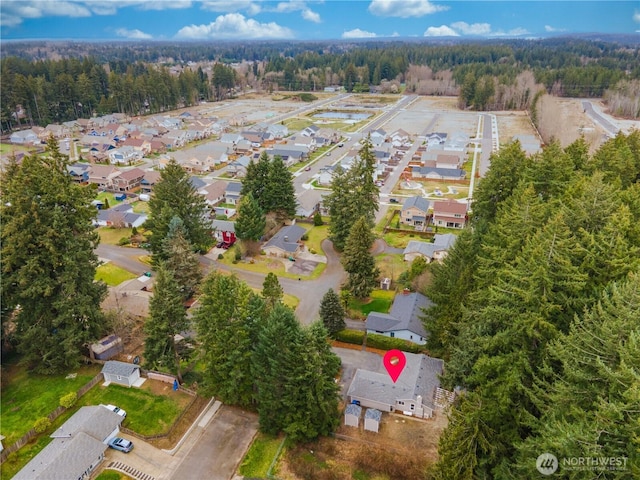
[364,408,382,433]
[90,335,123,361]
[344,403,362,428]
[101,360,140,387]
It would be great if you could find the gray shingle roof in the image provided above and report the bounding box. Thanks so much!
[211,219,235,233]
[365,292,430,339]
[347,352,444,410]
[403,234,457,260]
[226,182,242,193]
[101,360,139,377]
[345,404,362,417]
[365,408,382,422]
[412,166,466,179]
[402,196,430,213]
[263,225,306,253]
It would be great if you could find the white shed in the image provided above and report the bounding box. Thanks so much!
[344,403,362,428]
[101,361,140,387]
[364,408,382,433]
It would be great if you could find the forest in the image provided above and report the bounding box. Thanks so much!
[2,37,639,131]
[424,132,640,478]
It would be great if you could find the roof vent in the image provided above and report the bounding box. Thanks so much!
[284,236,289,242]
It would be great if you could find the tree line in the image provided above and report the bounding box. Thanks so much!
[423,132,640,478]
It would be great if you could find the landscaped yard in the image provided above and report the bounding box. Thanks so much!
[239,433,284,478]
[348,289,396,319]
[97,226,133,245]
[375,253,406,280]
[302,224,329,255]
[96,191,124,207]
[95,262,137,286]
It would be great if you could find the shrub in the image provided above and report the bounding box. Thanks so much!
[131,226,138,236]
[366,334,423,354]
[301,233,309,241]
[34,417,51,433]
[60,391,77,408]
[234,245,242,261]
[118,237,131,246]
[309,248,317,255]
[217,253,224,260]
[313,212,324,226]
[335,329,365,345]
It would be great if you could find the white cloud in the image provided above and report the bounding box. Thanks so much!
[424,25,459,37]
[272,2,321,23]
[301,8,321,23]
[342,28,377,38]
[544,25,566,32]
[391,31,400,37]
[633,11,640,23]
[115,27,153,39]
[490,27,530,37]
[369,0,448,18]
[175,13,294,39]
[451,21,491,35]
[201,1,261,15]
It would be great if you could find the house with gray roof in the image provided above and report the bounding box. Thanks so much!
[401,196,431,229]
[266,147,307,167]
[411,166,466,181]
[225,182,243,205]
[347,352,444,419]
[13,406,123,480]
[365,291,431,345]
[101,360,141,387]
[263,224,306,257]
[403,234,457,263]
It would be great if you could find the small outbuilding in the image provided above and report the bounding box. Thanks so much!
[344,403,362,428]
[90,335,123,361]
[364,408,382,433]
[101,360,140,387]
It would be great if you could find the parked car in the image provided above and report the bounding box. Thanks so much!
[389,198,399,203]
[101,404,127,418]
[108,437,134,453]
[338,143,344,147]
[304,166,311,171]
[216,241,225,248]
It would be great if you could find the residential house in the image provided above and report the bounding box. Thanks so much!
[44,123,70,139]
[435,154,463,169]
[364,409,382,433]
[369,128,387,147]
[318,165,337,186]
[263,224,306,258]
[301,125,320,137]
[241,130,274,147]
[162,130,188,149]
[288,135,316,152]
[225,182,243,205]
[220,133,244,145]
[266,148,306,167]
[365,291,430,345]
[121,138,152,156]
[95,204,147,228]
[344,404,362,428]
[347,351,444,418]
[233,139,253,156]
[411,166,466,181]
[425,132,447,148]
[211,219,236,244]
[443,131,468,152]
[189,176,207,191]
[266,123,288,139]
[200,180,228,207]
[295,189,325,218]
[108,146,142,165]
[140,170,161,194]
[9,129,39,145]
[401,196,431,229]
[227,156,251,177]
[13,406,123,480]
[88,165,122,191]
[433,199,468,229]
[101,361,141,387]
[403,234,457,263]
[101,275,154,318]
[390,129,410,146]
[113,168,145,192]
[67,163,91,184]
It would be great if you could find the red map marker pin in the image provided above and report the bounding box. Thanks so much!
[383,349,406,383]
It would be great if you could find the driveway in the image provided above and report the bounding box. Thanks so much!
[171,406,258,480]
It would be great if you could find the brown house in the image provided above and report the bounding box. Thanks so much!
[432,199,468,229]
[113,168,145,192]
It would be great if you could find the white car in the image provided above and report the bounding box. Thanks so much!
[102,404,127,418]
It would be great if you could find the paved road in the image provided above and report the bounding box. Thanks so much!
[582,100,619,137]
[478,113,493,177]
[171,406,258,480]
[96,243,150,275]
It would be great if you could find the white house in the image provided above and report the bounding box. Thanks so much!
[10,129,39,145]
[101,360,141,387]
[365,291,431,345]
[403,234,457,263]
[108,146,142,165]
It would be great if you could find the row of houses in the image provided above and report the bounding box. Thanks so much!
[401,195,468,230]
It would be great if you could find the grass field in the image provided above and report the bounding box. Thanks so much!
[348,289,396,319]
[238,433,284,477]
[95,262,137,286]
[303,224,329,255]
[376,253,406,280]
[97,226,133,245]
[95,471,134,480]
[0,143,37,154]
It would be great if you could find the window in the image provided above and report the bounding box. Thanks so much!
[398,401,404,406]
[390,332,395,338]
[410,404,415,410]
[410,335,413,339]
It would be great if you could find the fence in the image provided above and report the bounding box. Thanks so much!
[120,394,198,442]
[0,372,104,464]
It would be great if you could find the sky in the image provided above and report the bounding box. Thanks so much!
[1,1,639,41]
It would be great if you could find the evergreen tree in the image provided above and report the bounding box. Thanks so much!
[144,263,188,382]
[0,137,106,373]
[262,272,284,309]
[241,151,270,211]
[161,216,203,300]
[234,192,266,255]
[145,159,212,257]
[195,272,255,406]
[263,155,297,222]
[319,288,346,337]
[341,216,380,299]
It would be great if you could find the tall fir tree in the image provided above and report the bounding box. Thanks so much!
[263,155,297,223]
[195,272,255,406]
[161,216,203,300]
[234,192,266,254]
[241,151,270,211]
[262,272,284,309]
[145,158,212,257]
[341,216,380,299]
[319,288,346,337]
[0,137,106,373]
[143,263,188,382]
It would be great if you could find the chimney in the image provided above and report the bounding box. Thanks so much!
[284,236,289,242]
[403,288,410,295]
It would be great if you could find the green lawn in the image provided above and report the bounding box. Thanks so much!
[95,262,137,286]
[97,227,133,245]
[0,364,101,446]
[375,253,407,280]
[96,191,123,208]
[239,433,284,477]
[95,471,134,480]
[0,143,36,154]
[303,224,329,255]
[348,289,396,319]
[130,201,149,214]
[1,426,56,480]
[283,117,313,131]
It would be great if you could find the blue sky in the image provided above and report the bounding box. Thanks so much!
[1,1,639,41]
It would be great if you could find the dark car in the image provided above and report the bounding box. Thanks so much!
[216,241,225,248]
[389,198,399,203]
[108,437,134,453]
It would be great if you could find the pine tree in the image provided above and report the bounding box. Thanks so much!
[145,158,212,256]
[319,288,346,337]
[341,216,380,299]
[241,151,270,211]
[195,272,255,406]
[234,192,266,255]
[263,155,297,223]
[262,272,283,309]
[144,263,188,382]
[1,137,106,373]
[161,216,203,300]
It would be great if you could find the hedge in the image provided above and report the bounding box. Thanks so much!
[335,329,365,345]
[366,333,425,354]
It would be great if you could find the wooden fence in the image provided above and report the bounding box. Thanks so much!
[0,372,104,464]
